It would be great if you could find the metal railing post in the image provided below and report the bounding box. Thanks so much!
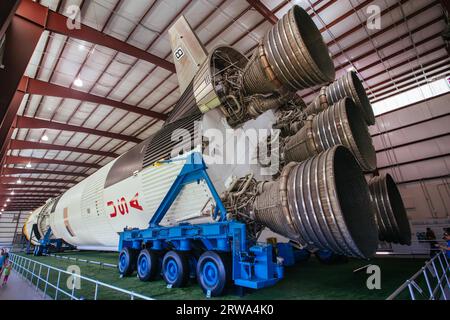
[55,271,61,300]
[43,267,50,298]
[407,281,416,300]
[422,267,434,299]
[30,261,36,283]
[27,259,32,279]
[25,259,30,278]
[94,282,99,300]
[17,256,22,275]
[71,274,76,300]
[437,253,450,288]
[20,256,25,277]
[431,258,447,300]
[36,264,42,291]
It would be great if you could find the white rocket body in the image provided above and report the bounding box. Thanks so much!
[23,109,278,250]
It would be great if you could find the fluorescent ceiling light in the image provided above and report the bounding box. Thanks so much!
[73,78,83,87]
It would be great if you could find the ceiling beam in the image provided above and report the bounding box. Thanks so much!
[0,176,76,184]
[18,77,167,122]
[1,198,47,202]
[15,0,175,73]
[5,155,101,169]
[2,167,88,177]
[3,202,43,205]
[333,21,443,73]
[9,139,119,158]
[2,205,38,209]
[326,0,409,47]
[246,0,278,24]
[318,0,373,33]
[0,190,60,197]
[15,114,142,143]
[0,183,69,190]
[2,201,46,206]
[302,40,445,102]
[2,208,39,212]
[0,196,61,201]
[331,0,439,61]
[0,193,60,200]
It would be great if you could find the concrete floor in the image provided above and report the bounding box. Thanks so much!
[0,271,50,300]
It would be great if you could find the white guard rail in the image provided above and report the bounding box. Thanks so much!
[387,250,450,300]
[9,253,153,300]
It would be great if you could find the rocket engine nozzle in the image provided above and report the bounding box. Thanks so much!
[253,145,379,259]
[283,98,376,171]
[306,71,375,125]
[193,5,335,127]
[369,174,412,245]
[242,5,335,95]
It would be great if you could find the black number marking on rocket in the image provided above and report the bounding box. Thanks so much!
[205,74,211,85]
[175,47,184,61]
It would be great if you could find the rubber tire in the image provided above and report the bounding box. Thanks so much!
[162,251,189,288]
[118,247,138,276]
[196,251,230,297]
[315,250,347,265]
[295,248,311,263]
[137,249,159,281]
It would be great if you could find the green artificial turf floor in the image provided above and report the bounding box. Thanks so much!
[14,251,426,300]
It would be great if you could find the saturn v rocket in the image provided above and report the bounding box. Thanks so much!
[23,6,411,258]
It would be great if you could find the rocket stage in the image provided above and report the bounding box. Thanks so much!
[15,252,426,300]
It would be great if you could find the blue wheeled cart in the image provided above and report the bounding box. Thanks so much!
[117,152,284,297]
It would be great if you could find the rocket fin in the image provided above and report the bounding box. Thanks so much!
[168,15,207,94]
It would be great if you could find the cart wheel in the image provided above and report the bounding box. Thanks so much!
[196,251,230,297]
[118,247,138,276]
[162,251,189,287]
[295,248,311,262]
[137,249,159,281]
[315,250,347,264]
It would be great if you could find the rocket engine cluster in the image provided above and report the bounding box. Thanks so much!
[23,5,411,258]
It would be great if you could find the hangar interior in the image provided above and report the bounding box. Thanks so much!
[0,0,449,300]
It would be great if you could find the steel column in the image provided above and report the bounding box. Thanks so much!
[0,13,43,175]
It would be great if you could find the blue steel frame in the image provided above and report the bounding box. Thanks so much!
[118,152,283,290]
[33,227,63,255]
[149,152,227,225]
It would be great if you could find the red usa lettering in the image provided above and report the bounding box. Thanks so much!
[107,193,143,218]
